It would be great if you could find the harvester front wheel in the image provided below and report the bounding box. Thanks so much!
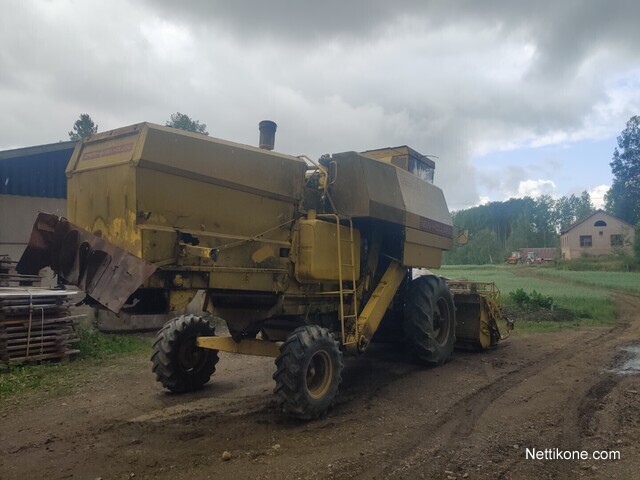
[151,315,219,393]
[273,325,343,419]
[404,275,455,366]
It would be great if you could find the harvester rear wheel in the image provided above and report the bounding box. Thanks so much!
[403,275,455,366]
[273,325,343,419]
[151,315,219,393]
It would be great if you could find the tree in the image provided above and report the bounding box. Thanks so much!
[605,115,640,225]
[531,194,556,246]
[68,114,98,141]
[554,192,593,234]
[575,191,594,221]
[165,112,209,135]
[444,227,503,265]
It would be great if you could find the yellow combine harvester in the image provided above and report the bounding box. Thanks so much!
[18,122,512,418]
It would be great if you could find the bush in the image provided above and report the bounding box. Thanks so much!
[508,288,553,310]
[509,288,530,307]
[529,290,554,309]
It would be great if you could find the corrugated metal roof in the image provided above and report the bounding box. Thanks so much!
[0,141,76,199]
[518,247,560,260]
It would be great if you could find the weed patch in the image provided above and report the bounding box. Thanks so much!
[75,323,151,360]
[0,325,152,402]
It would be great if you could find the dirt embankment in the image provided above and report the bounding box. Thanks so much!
[1,292,639,480]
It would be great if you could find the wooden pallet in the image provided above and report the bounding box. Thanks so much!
[0,256,41,287]
[0,287,82,364]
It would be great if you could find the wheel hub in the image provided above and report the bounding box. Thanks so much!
[305,350,333,399]
[178,336,204,372]
[433,299,451,347]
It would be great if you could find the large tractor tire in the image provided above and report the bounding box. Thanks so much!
[273,325,343,419]
[403,275,455,366]
[151,315,219,393]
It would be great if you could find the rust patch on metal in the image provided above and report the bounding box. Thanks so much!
[81,142,134,161]
[419,216,453,238]
[17,213,156,313]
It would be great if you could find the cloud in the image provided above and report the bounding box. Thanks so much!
[587,184,610,209]
[1,1,639,210]
[514,179,558,198]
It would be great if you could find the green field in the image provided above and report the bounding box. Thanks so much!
[431,265,619,332]
[534,268,640,294]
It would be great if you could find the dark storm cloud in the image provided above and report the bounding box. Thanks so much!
[148,0,640,73]
[1,1,639,207]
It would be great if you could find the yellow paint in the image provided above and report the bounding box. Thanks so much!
[67,161,142,257]
[169,290,194,311]
[251,245,275,264]
[196,336,281,357]
[295,219,361,283]
[352,261,406,353]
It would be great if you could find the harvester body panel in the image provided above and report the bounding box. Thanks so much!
[327,151,453,268]
[66,123,307,297]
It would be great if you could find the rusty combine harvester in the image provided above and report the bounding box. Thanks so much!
[18,122,512,418]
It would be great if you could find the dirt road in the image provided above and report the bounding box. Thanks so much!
[1,293,639,480]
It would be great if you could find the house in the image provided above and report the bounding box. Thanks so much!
[0,141,76,261]
[560,210,635,259]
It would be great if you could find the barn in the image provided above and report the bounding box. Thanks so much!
[0,141,76,262]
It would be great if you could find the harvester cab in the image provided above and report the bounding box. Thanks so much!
[17,121,512,418]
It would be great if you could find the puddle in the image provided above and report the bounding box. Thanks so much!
[611,345,640,374]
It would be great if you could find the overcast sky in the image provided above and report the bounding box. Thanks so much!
[2,1,639,210]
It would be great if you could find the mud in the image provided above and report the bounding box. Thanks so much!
[1,292,639,480]
[611,345,640,374]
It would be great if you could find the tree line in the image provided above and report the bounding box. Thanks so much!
[446,115,640,265]
[444,193,595,264]
[67,112,208,141]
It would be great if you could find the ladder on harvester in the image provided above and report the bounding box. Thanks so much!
[317,214,358,346]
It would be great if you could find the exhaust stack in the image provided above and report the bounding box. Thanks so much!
[258,120,277,150]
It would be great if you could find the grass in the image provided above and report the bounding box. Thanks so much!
[0,323,152,403]
[0,362,77,401]
[533,268,640,294]
[553,254,639,272]
[75,322,152,360]
[433,264,618,332]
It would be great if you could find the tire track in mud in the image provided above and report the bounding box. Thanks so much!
[573,293,640,440]
[132,292,636,480]
[356,293,638,479]
[2,285,637,480]
[131,290,637,480]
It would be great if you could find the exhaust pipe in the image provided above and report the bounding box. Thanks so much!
[258,120,277,150]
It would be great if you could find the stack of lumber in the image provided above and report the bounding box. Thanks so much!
[0,256,41,287]
[0,288,82,363]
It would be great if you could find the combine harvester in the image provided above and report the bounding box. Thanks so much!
[18,121,512,418]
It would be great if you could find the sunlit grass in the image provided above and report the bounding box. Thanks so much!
[431,265,617,330]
